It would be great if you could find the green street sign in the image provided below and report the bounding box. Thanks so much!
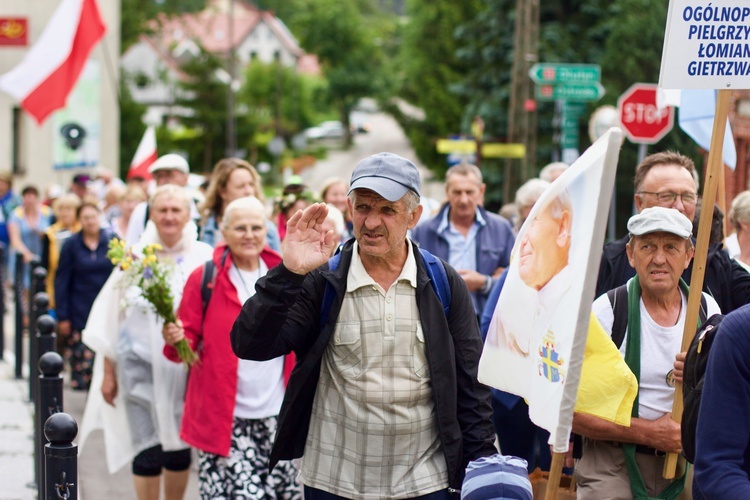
[529,63,601,84]
[560,116,579,129]
[560,130,579,149]
[563,102,587,114]
[536,83,605,102]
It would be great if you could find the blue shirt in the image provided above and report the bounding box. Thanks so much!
[437,207,484,277]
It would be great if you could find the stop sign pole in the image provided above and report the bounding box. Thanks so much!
[618,83,675,161]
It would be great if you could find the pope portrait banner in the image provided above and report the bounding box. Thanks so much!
[478,128,635,453]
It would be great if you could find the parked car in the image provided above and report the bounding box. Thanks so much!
[304,121,345,140]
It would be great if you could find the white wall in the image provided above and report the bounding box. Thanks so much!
[236,20,297,68]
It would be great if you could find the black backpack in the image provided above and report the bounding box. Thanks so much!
[200,247,231,313]
[606,283,707,349]
[681,313,724,463]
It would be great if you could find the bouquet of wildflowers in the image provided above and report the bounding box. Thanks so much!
[107,238,198,365]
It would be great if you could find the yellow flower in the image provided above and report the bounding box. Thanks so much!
[110,257,120,265]
[121,261,131,271]
[152,244,163,251]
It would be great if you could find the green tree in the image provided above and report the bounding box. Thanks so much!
[121,0,207,51]
[169,47,231,172]
[291,0,383,146]
[391,0,483,173]
[118,78,148,178]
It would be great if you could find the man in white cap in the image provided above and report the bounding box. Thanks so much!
[124,154,200,245]
[574,206,721,499]
[231,152,497,499]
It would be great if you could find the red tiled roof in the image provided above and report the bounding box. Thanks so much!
[147,0,302,55]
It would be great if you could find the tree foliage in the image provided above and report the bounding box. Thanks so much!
[391,0,483,175]
[289,0,383,145]
[118,78,148,178]
[121,0,207,51]
[167,47,232,172]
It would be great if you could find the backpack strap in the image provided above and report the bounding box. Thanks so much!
[201,247,230,314]
[418,247,451,318]
[319,248,452,330]
[607,284,629,349]
[319,252,342,330]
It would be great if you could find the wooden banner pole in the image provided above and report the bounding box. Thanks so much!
[663,89,732,479]
[718,162,727,238]
[544,452,565,500]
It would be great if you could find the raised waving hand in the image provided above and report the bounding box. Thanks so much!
[282,203,336,275]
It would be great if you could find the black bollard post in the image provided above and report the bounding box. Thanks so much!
[44,412,77,500]
[14,255,24,379]
[31,261,46,294]
[29,293,50,402]
[0,243,6,361]
[36,345,62,498]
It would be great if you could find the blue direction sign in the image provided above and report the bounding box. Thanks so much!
[529,63,601,85]
[536,83,605,102]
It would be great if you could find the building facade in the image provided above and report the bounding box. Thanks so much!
[0,0,121,189]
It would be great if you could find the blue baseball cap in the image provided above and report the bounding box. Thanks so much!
[348,152,421,202]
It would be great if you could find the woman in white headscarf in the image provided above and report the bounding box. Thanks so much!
[80,185,213,500]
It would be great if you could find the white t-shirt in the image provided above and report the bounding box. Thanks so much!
[592,281,721,421]
[228,260,285,419]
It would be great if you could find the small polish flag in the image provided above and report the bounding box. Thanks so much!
[0,0,106,125]
[128,126,157,180]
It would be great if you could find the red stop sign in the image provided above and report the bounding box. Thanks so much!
[617,83,675,144]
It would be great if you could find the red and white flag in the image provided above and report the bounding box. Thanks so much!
[0,0,106,125]
[128,126,157,180]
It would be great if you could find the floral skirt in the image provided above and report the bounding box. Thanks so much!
[197,416,302,500]
[61,330,94,391]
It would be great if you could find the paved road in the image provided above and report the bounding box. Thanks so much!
[298,111,445,202]
[0,110,439,499]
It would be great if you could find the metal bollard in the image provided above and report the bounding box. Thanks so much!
[29,293,51,402]
[44,412,77,500]
[31,262,46,294]
[36,349,63,499]
[0,243,6,361]
[13,256,23,378]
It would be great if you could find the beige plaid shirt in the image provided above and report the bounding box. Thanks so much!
[299,240,449,498]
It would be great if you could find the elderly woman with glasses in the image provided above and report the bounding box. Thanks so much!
[162,196,300,499]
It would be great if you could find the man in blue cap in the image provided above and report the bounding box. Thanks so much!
[231,152,497,498]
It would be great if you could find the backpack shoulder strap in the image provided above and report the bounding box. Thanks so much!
[418,247,451,318]
[320,252,342,330]
[201,260,216,313]
[607,284,629,349]
[319,248,453,330]
[699,293,708,325]
[201,247,230,314]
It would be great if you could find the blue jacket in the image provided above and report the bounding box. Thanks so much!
[412,203,515,315]
[693,304,750,499]
[54,230,114,331]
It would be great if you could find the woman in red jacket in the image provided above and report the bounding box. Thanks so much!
[162,196,300,499]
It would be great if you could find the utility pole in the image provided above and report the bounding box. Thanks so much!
[504,0,539,203]
[225,0,237,158]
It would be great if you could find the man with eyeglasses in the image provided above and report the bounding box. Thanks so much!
[596,150,750,313]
